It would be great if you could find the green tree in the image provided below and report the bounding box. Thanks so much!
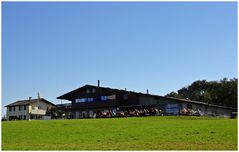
[46,107,64,119]
[166,78,237,108]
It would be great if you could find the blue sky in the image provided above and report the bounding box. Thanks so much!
[2,2,237,116]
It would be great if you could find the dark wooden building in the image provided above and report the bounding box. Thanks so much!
[57,83,236,118]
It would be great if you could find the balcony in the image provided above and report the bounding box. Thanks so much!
[79,100,117,109]
[30,109,46,115]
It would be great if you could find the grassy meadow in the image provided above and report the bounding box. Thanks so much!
[2,116,237,150]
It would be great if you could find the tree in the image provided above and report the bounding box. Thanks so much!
[1,115,7,121]
[46,107,64,119]
[166,78,237,108]
[167,91,184,98]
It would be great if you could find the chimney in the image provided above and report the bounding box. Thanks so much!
[29,97,32,100]
[147,89,149,94]
[125,88,127,91]
[98,80,100,87]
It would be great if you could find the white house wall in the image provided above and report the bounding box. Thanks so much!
[29,101,54,115]
[6,105,29,120]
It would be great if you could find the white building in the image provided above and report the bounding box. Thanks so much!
[5,97,55,120]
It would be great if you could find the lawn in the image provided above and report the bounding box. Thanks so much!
[1,116,237,150]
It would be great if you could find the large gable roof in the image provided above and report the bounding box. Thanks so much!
[57,84,130,100]
[5,98,56,107]
[57,84,236,110]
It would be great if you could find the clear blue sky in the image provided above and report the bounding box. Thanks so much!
[2,2,237,116]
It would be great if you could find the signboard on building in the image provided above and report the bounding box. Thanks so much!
[165,104,179,114]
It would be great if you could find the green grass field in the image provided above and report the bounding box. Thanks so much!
[2,116,237,150]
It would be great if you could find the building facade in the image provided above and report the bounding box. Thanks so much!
[5,98,56,120]
[57,84,236,119]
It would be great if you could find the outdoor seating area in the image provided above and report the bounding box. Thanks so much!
[95,107,163,118]
[179,108,203,116]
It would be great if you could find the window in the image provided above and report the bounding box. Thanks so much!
[92,88,96,93]
[86,89,90,94]
[9,107,12,111]
[38,106,41,109]
[88,98,94,102]
[19,106,21,111]
[13,106,15,111]
[76,98,87,103]
[24,105,26,110]
[79,98,86,103]
[23,115,26,120]
[101,96,108,101]
[108,94,116,100]
[19,115,22,120]
[76,98,95,103]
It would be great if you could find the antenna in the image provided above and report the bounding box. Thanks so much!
[37,91,41,100]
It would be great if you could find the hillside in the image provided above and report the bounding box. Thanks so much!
[2,116,237,150]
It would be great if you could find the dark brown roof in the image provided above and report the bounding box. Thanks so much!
[57,84,133,100]
[57,84,236,110]
[5,98,56,107]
